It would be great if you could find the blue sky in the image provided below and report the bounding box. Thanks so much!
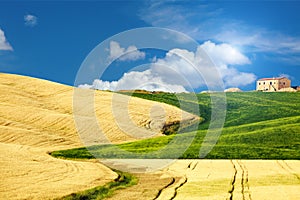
[0,1,300,92]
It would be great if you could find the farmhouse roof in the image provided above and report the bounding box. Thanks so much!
[258,77,288,81]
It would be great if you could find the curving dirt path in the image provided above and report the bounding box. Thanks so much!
[0,73,195,199]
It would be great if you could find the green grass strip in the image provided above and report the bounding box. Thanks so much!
[51,117,300,160]
[56,169,137,200]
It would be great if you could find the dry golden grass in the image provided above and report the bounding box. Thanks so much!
[107,160,300,200]
[0,73,195,199]
[0,143,116,199]
[166,160,300,200]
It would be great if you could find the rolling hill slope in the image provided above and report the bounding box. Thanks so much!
[53,91,300,159]
[0,73,196,199]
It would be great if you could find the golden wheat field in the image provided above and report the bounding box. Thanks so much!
[107,160,300,200]
[0,73,195,199]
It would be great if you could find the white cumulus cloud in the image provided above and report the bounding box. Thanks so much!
[150,41,255,88]
[79,70,187,93]
[200,41,251,65]
[79,41,256,92]
[200,41,255,87]
[108,41,145,62]
[24,14,38,27]
[0,28,13,51]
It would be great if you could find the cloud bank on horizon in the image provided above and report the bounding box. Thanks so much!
[79,40,256,92]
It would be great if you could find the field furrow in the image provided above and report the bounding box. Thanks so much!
[173,160,300,199]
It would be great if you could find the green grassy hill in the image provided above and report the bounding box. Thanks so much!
[52,92,300,159]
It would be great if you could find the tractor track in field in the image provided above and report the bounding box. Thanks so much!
[153,177,175,200]
[237,161,245,200]
[228,160,237,200]
[154,162,196,200]
[187,161,198,171]
[277,160,300,181]
[237,160,252,200]
[169,176,188,200]
[192,162,198,170]
[152,176,188,200]
[282,160,300,181]
[187,162,192,169]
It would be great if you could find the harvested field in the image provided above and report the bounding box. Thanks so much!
[0,143,116,199]
[108,160,300,200]
[0,73,194,199]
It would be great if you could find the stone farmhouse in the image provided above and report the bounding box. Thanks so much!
[256,77,291,92]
